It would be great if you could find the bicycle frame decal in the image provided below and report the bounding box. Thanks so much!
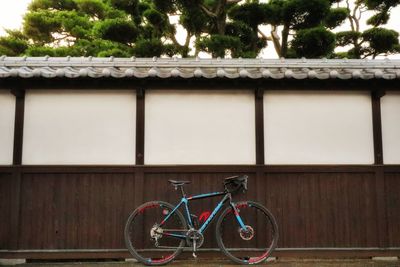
[199,211,211,223]
[199,197,227,233]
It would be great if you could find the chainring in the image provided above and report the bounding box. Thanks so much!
[185,229,204,249]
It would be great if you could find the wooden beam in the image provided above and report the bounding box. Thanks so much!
[1,248,399,260]
[11,88,25,165]
[371,90,385,165]
[1,77,400,91]
[136,88,145,165]
[255,88,265,165]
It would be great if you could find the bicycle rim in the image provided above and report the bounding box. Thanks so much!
[216,201,278,265]
[124,201,186,265]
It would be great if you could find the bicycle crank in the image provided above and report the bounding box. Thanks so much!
[186,229,204,258]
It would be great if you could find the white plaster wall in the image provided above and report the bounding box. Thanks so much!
[264,91,374,164]
[23,90,136,164]
[145,90,255,164]
[0,91,15,165]
[381,92,400,164]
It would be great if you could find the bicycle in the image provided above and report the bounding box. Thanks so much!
[124,175,278,265]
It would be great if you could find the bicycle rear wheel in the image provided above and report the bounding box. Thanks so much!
[216,201,278,265]
[124,201,187,266]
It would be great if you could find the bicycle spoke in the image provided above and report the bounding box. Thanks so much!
[125,201,186,265]
[216,201,278,265]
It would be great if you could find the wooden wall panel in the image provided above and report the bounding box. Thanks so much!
[385,172,400,246]
[17,172,136,250]
[1,166,399,259]
[262,172,379,248]
[0,172,19,249]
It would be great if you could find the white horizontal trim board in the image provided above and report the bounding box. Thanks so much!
[0,91,15,165]
[145,90,256,164]
[264,91,374,164]
[22,90,136,165]
[381,92,400,164]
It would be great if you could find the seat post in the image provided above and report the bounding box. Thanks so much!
[179,186,186,198]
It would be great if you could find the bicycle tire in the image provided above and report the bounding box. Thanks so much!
[124,201,187,266]
[215,201,278,265]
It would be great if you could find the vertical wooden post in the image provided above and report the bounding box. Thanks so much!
[255,88,265,165]
[371,89,388,247]
[10,87,25,250]
[11,88,25,165]
[371,90,385,165]
[134,88,145,244]
[136,88,145,165]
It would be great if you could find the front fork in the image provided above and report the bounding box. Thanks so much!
[230,202,248,231]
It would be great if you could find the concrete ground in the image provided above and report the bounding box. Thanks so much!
[1,258,399,267]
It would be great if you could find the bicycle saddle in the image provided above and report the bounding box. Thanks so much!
[168,180,191,186]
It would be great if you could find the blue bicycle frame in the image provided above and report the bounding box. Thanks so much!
[158,191,247,239]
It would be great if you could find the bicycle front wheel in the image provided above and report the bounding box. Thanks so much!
[124,201,187,266]
[216,201,278,265]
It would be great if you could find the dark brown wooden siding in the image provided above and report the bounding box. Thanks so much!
[385,172,400,247]
[1,165,399,259]
[0,172,19,250]
[15,170,136,250]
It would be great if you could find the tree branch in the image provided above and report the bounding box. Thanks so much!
[271,26,282,57]
[346,0,355,32]
[352,3,361,32]
[200,4,217,18]
[216,0,227,16]
[257,27,272,41]
[184,31,191,48]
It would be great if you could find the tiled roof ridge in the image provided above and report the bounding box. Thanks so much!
[1,56,399,80]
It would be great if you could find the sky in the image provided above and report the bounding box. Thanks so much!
[0,0,399,59]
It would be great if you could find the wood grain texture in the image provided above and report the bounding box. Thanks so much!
[0,172,19,249]
[17,172,136,250]
[384,172,400,246]
[0,165,399,259]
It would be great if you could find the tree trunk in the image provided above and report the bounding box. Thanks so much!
[281,25,289,57]
[271,27,282,58]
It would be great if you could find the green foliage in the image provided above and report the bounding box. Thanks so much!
[75,0,108,19]
[291,27,336,58]
[143,8,168,35]
[74,39,129,56]
[280,0,331,30]
[29,0,77,11]
[23,11,61,43]
[132,38,163,57]
[179,8,208,35]
[366,12,390,26]
[0,37,29,56]
[97,47,130,57]
[94,19,138,43]
[196,34,241,58]
[362,27,399,55]
[225,21,265,57]
[0,30,29,56]
[228,3,270,29]
[363,0,400,10]
[336,31,362,46]
[0,0,399,59]
[324,8,349,28]
[153,0,175,13]
[26,45,74,56]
